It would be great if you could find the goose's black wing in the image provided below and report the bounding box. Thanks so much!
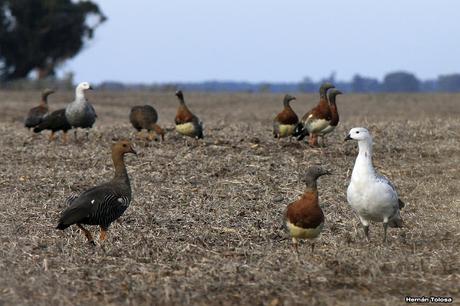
[56,184,130,230]
[33,109,71,133]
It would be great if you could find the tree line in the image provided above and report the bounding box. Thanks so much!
[97,72,460,93]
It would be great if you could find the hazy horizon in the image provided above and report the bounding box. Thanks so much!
[59,0,460,84]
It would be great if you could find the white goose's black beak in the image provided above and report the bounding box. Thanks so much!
[344,134,352,142]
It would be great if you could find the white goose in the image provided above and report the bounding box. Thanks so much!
[345,127,404,242]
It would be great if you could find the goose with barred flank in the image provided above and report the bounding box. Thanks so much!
[174,90,203,139]
[273,94,299,139]
[285,166,331,252]
[295,82,335,146]
[65,82,97,141]
[130,105,165,141]
[56,140,137,244]
[345,127,404,242]
[25,89,54,129]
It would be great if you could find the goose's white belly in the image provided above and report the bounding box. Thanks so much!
[286,221,324,239]
[347,180,398,222]
[176,122,195,136]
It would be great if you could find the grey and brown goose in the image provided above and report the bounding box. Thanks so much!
[174,90,203,139]
[273,94,299,139]
[130,105,165,141]
[317,89,342,138]
[56,140,137,244]
[285,166,331,252]
[25,88,54,129]
[65,82,97,141]
[294,82,335,146]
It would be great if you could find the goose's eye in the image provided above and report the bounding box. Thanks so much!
[123,144,127,147]
[356,131,360,134]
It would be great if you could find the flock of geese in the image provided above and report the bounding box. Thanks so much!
[23,82,405,249]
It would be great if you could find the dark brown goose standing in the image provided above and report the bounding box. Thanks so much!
[174,90,203,139]
[130,105,165,141]
[294,83,335,146]
[273,94,299,139]
[33,108,72,143]
[56,140,137,244]
[285,166,331,252]
[25,88,54,129]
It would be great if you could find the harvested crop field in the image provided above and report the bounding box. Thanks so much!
[0,90,459,305]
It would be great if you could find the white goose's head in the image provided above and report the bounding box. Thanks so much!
[345,127,372,142]
[76,82,93,91]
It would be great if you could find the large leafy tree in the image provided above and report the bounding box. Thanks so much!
[383,71,420,93]
[0,0,106,81]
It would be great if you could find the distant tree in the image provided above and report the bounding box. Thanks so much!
[298,77,316,93]
[420,80,437,92]
[351,74,381,92]
[259,83,271,93]
[0,0,106,81]
[382,71,420,92]
[437,74,460,92]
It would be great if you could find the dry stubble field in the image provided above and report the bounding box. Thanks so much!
[0,90,459,306]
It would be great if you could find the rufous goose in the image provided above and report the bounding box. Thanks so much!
[273,94,299,139]
[285,166,331,252]
[174,90,203,139]
[295,83,335,146]
[317,89,342,138]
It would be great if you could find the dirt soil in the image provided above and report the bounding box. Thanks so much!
[0,90,459,305]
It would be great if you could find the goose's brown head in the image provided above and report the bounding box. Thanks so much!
[112,140,137,156]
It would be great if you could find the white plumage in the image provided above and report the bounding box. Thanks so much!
[345,127,404,242]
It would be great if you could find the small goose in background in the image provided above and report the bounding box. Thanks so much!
[65,82,97,141]
[273,94,299,140]
[285,166,331,252]
[130,105,165,141]
[295,82,335,146]
[174,90,203,140]
[24,88,54,129]
[56,140,137,244]
[33,108,72,143]
[345,127,404,242]
[317,89,342,141]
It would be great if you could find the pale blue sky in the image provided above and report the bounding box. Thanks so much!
[61,0,460,83]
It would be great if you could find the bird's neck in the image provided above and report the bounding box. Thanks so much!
[329,99,339,125]
[283,98,291,107]
[112,153,129,183]
[304,180,318,194]
[302,187,319,205]
[353,140,375,177]
[40,94,49,105]
[75,88,86,103]
[319,96,329,108]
